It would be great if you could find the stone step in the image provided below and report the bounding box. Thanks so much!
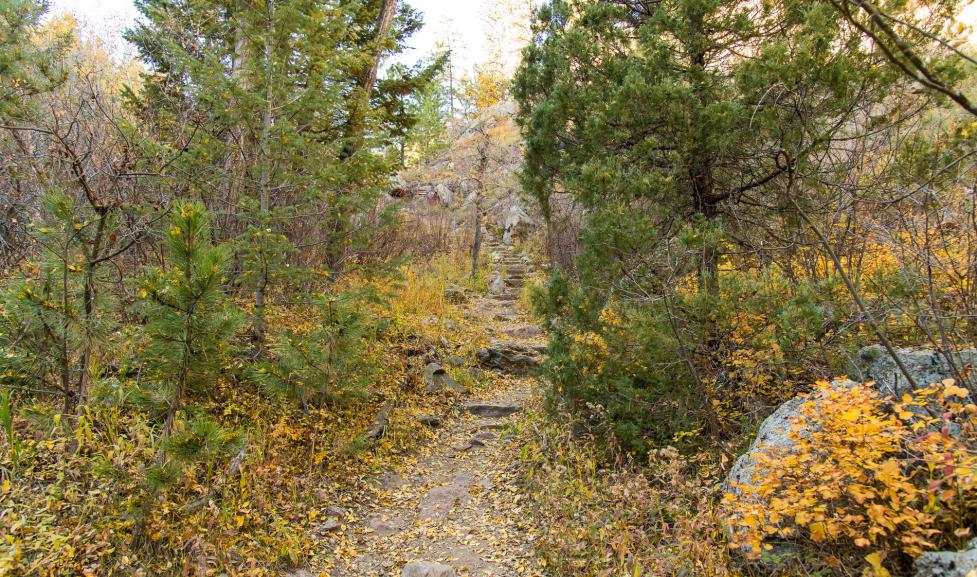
[491,293,518,301]
[465,401,523,418]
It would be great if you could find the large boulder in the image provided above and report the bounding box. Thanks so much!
[501,198,533,245]
[422,363,468,395]
[401,561,456,577]
[476,339,543,375]
[854,345,977,397]
[915,539,977,577]
[435,183,453,205]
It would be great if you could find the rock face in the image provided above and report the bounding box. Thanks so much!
[422,363,468,394]
[854,345,977,397]
[401,561,456,577]
[915,539,977,577]
[476,339,543,375]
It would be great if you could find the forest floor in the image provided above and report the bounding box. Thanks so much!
[308,252,549,577]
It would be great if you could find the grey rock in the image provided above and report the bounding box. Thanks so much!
[476,339,542,375]
[401,561,456,577]
[723,395,810,500]
[418,414,442,427]
[915,539,977,577]
[365,400,394,442]
[318,517,341,532]
[501,197,534,245]
[855,345,977,398]
[489,271,506,295]
[721,380,856,566]
[423,363,468,395]
[465,401,522,418]
[445,355,467,368]
[435,183,453,205]
[444,285,467,304]
[505,325,543,339]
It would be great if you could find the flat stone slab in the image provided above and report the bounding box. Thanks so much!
[402,561,456,577]
[464,402,522,418]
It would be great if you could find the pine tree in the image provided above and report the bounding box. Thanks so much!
[248,292,380,410]
[0,0,65,119]
[512,0,916,449]
[136,201,242,439]
[125,0,431,344]
[0,190,117,416]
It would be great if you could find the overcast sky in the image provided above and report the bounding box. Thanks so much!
[48,0,501,71]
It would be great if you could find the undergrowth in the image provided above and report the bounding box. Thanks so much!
[513,400,735,577]
[0,254,489,576]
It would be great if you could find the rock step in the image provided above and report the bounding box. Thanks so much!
[465,401,523,418]
[491,294,518,301]
[402,561,455,577]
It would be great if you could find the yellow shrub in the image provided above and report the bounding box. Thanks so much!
[724,379,977,569]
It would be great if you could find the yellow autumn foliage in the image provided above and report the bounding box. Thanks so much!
[724,379,977,569]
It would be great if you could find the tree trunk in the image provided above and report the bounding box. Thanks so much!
[254,0,275,347]
[329,0,398,276]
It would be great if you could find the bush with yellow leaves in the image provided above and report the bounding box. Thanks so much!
[724,379,977,575]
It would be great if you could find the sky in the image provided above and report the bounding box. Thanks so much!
[48,0,500,71]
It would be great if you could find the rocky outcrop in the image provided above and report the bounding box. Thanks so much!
[501,197,533,245]
[423,363,468,395]
[476,339,543,375]
[401,561,456,577]
[915,539,977,577]
[854,345,977,397]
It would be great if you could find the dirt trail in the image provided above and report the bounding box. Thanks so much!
[321,242,548,577]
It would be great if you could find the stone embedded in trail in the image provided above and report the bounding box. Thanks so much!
[465,401,522,418]
[422,362,468,394]
[444,285,466,304]
[418,414,442,427]
[476,339,543,375]
[401,561,456,577]
[505,325,543,339]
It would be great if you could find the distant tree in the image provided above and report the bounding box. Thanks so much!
[126,0,431,346]
[0,0,65,119]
